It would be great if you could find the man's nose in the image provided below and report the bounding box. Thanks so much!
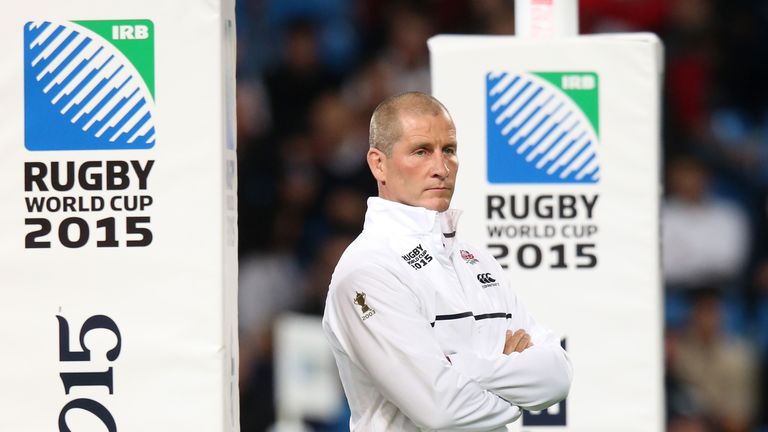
[431,153,450,178]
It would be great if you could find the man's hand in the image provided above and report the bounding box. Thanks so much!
[503,329,533,355]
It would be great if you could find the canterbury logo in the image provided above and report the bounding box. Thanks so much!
[486,72,600,184]
[476,273,496,284]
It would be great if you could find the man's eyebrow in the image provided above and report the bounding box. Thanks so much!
[406,140,434,148]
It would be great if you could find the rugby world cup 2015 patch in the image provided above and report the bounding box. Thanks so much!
[24,20,156,151]
[486,72,599,184]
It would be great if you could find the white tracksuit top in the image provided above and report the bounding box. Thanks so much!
[323,198,573,431]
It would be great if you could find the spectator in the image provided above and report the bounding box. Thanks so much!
[264,19,340,139]
[662,156,750,289]
[670,289,758,431]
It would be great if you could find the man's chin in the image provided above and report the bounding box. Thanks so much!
[420,198,451,212]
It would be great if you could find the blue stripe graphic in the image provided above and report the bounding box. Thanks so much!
[486,72,599,183]
[24,20,156,151]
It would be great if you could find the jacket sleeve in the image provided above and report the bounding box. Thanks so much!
[447,284,573,411]
[324,265,521,431]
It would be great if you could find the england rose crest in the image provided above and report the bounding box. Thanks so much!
[460,249,479,265]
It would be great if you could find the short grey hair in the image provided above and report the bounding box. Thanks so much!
[369,92,453,157]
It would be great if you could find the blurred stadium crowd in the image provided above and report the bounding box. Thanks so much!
[233,0,768,431]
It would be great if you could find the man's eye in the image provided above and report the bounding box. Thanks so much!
[414,149,427,156]
[444,147,457,155]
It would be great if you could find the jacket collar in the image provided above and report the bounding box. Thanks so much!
[363,197,462,250]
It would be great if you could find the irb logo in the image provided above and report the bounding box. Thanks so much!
[486,71,600,184]
[112,24,150,40]
[561,74,596,90]
[24,19,156,151]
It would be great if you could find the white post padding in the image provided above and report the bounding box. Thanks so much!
[0,1,238,431]
[429,34,664,431]
[515,0,579,38]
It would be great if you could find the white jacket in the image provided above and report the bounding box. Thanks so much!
[323,198,572,431]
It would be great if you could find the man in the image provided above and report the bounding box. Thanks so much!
[322,92,572,431]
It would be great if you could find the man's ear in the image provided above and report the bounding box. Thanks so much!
[367,148,387,184]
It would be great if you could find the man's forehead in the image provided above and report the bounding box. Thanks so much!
[398,110,455,130]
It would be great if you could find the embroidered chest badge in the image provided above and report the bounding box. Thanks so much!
[401,244,433,270]
[354,291,376,320]
[460,249,479,265]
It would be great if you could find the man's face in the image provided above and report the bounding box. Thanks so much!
[371,111,458,212]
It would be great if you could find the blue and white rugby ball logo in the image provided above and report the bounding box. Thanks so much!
[486,71,600,184]
[24,20,156,151]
